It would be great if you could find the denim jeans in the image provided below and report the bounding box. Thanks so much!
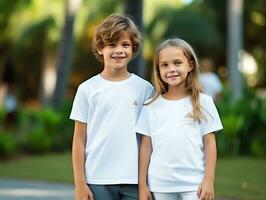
[88,184,138,200]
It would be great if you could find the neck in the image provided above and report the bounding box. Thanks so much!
[101,67,130,81]
[164,85,189,100]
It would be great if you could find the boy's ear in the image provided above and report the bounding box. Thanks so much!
[97,49,103,55]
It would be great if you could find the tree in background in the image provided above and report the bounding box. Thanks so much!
[124,0,146,78]
[203,0,266,88]
[145,3,222,65]
[0,1,17,64]
[52,0,82,108]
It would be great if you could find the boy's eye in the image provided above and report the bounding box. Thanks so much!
[108,43,115,47]
[123,43,131,47]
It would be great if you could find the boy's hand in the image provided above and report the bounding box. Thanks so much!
[139,185,153,200]
[75,184,94,200]
[197,179,214,200]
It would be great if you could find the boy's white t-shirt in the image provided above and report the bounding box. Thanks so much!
[136,93,223,192]
[70,73,153,185]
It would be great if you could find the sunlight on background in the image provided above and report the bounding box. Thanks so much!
[144,0,184,24]
[240,51,258,87]
[251,11,265,26]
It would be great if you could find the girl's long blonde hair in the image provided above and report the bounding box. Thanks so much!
[149,38,203,122]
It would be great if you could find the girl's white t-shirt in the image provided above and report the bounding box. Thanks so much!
[70,73,154,184]
[136,93,223,192]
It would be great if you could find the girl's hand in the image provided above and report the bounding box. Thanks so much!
[197,179,214,200]
[75,184,94,200]
[139,185,153,200]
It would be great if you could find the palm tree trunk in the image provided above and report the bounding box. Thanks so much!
[227,0,243,100]
[124,0,146,78]
[52,0,81,107]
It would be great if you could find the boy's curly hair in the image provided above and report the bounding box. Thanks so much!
[92,13,142,62]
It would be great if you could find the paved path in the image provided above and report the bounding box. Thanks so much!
[0,178,74,200]
[0,178,236,200]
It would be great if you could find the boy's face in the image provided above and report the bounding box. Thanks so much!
[98,31,133,72]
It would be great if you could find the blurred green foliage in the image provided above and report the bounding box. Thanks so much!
[0,101,73,159]
[0,130,17,158]
[217,87,266,157]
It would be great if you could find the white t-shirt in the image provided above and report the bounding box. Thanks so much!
[199,72,222,99]
[70,73,153,185]
[136,93,223,192]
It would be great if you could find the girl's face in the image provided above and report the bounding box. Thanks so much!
[158,46,193,89]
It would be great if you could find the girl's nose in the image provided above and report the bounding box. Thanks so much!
[169,64,176,72]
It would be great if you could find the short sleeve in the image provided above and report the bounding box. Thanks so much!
[136,106,151,136]
[145,83,154,100]
[201,97,223,135]
[69,86,89,123]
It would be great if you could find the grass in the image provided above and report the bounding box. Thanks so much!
[0,153,265,199]
[0,152,73,183]
[216,157,266,200]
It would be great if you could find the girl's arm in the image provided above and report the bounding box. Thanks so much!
[72,121,94,200]
[197,133,217,200]
[139,135,153,200]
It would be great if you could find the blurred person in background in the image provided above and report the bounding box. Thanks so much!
[0,58,18,129]
[199,58,223,101]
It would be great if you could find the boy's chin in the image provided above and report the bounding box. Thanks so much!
[113,63,129,69]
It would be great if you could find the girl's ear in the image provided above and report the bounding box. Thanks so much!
[189,61,194,72]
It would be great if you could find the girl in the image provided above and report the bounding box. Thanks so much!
[137,38,223,200]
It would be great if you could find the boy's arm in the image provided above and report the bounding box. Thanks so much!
[139,135,153,200]
[72,121,94,200]
[197,133,217,200]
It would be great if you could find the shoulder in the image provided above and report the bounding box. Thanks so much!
[143,95,162,108]
[131,74,153,88]
[199,92,213,104]
[199,93,219,115]
[78,74,101,91]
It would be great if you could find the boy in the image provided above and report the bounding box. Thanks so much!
[70,13,154,200]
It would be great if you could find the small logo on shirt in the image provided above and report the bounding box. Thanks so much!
[185,112,193,118]
[132,100,138,106]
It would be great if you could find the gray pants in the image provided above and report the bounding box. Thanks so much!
[88,184,138,200]
[153,192,198,200]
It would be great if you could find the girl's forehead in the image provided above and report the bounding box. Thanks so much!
[159,46,187,60]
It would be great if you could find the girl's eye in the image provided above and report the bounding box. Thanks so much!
[174,61,182,65]
[160,64,168,68]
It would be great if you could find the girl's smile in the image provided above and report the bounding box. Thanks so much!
[166,74,179,79]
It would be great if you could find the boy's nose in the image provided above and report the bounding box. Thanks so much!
[114,46,123,53]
